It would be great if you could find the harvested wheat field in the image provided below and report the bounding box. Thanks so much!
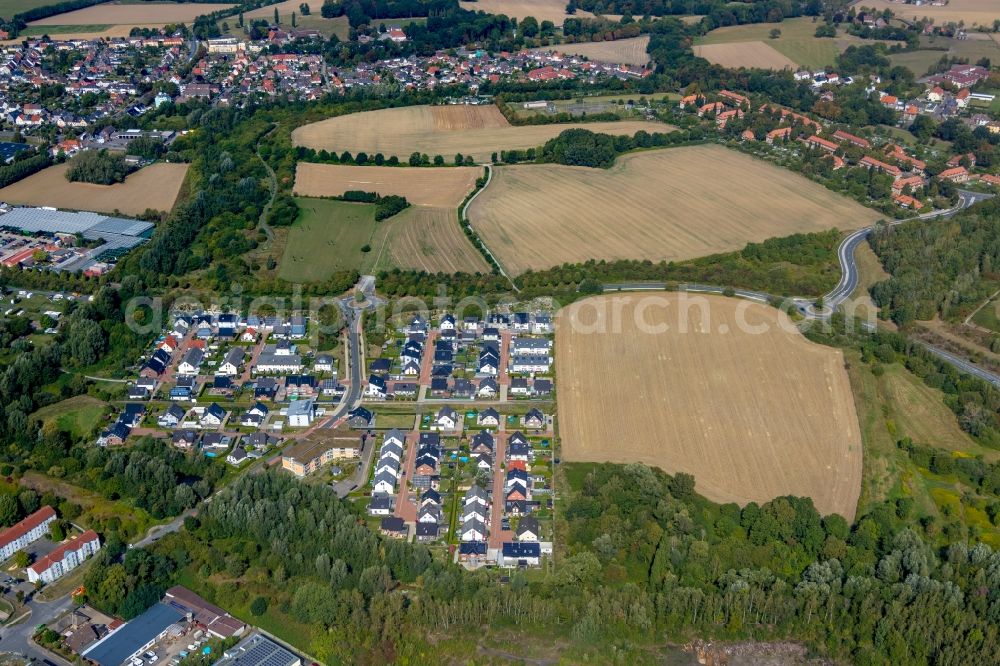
[862,0,1000,27]
[694,41,797,69]
[11,24,163,41]
[294,163,481,208]
[556,294,863,519]
[31,1,233,25]
[381,207,490,273]
[292,104,669,163]
[0,162,188,215]
[468,145,880,275]
[533,36,650,66]
[244,0,320,18]
[458,0,615,24]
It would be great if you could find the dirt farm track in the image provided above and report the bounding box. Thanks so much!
[556,294,863,519]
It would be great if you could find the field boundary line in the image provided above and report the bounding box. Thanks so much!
[459,164,519,291]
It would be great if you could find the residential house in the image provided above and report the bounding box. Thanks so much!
[27,530,101,584]
[500,541,541,567]
[477,377,498,399]
[218,347,245,376]
[348,406,374,429]
[286,398,315,427]
[523,409,545,430]
[172,430,198,450]
[477,408,500,427]
[0,506,56,561]
[97,422,130,447]
[177,348,204,375]
[366,374,387,399]
[380,516,407,539]
[240,402,269,427]
[938,166,969,183]
[516,516,540,542]
[470,431,495,455]
[368,495,394,515]
[200,403,227,428]
[434,406,459,431]
[158,404,186,428]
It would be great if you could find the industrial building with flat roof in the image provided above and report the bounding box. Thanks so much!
[0,207,154,272]
[82,602,184,666]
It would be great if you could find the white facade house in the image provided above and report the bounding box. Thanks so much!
[27,530,101,584]
[0,506,56,561]
[287,398,315,427]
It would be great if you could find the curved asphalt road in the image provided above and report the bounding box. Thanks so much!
[604,190,1000,387]
[823,190,992,310]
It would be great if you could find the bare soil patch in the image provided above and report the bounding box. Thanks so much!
[0,161,188,215]
[556,294,863,519]
[468,145,881,275]
[291,104,668,163]
[294,163,480,208]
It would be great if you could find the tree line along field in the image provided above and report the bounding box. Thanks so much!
[556,294,863,519]
[29,1,234,26]
[290,104,669,163]
[530,35,650,66]
[0,161,188,215]
[293,163,481,208]
[467,145,882,276]
[694,17,902,71]
[277,197,487,282]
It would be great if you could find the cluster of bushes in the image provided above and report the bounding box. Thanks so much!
[501,127,702,168]
[267,194,300,227]
[66,150,133,185]
[337,191,410,220]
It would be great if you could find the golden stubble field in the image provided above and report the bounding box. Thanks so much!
[468,145,882,275]
[291,104,669,163]
[532,35,650,66]
[293,163,481,208]
[693,41,797,69]
[381,207,490,274]
[556,294,863,519]
[862,0,1000,26]
[0,162,188,215]
[30,1,234,25]
[457,0,618,24]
